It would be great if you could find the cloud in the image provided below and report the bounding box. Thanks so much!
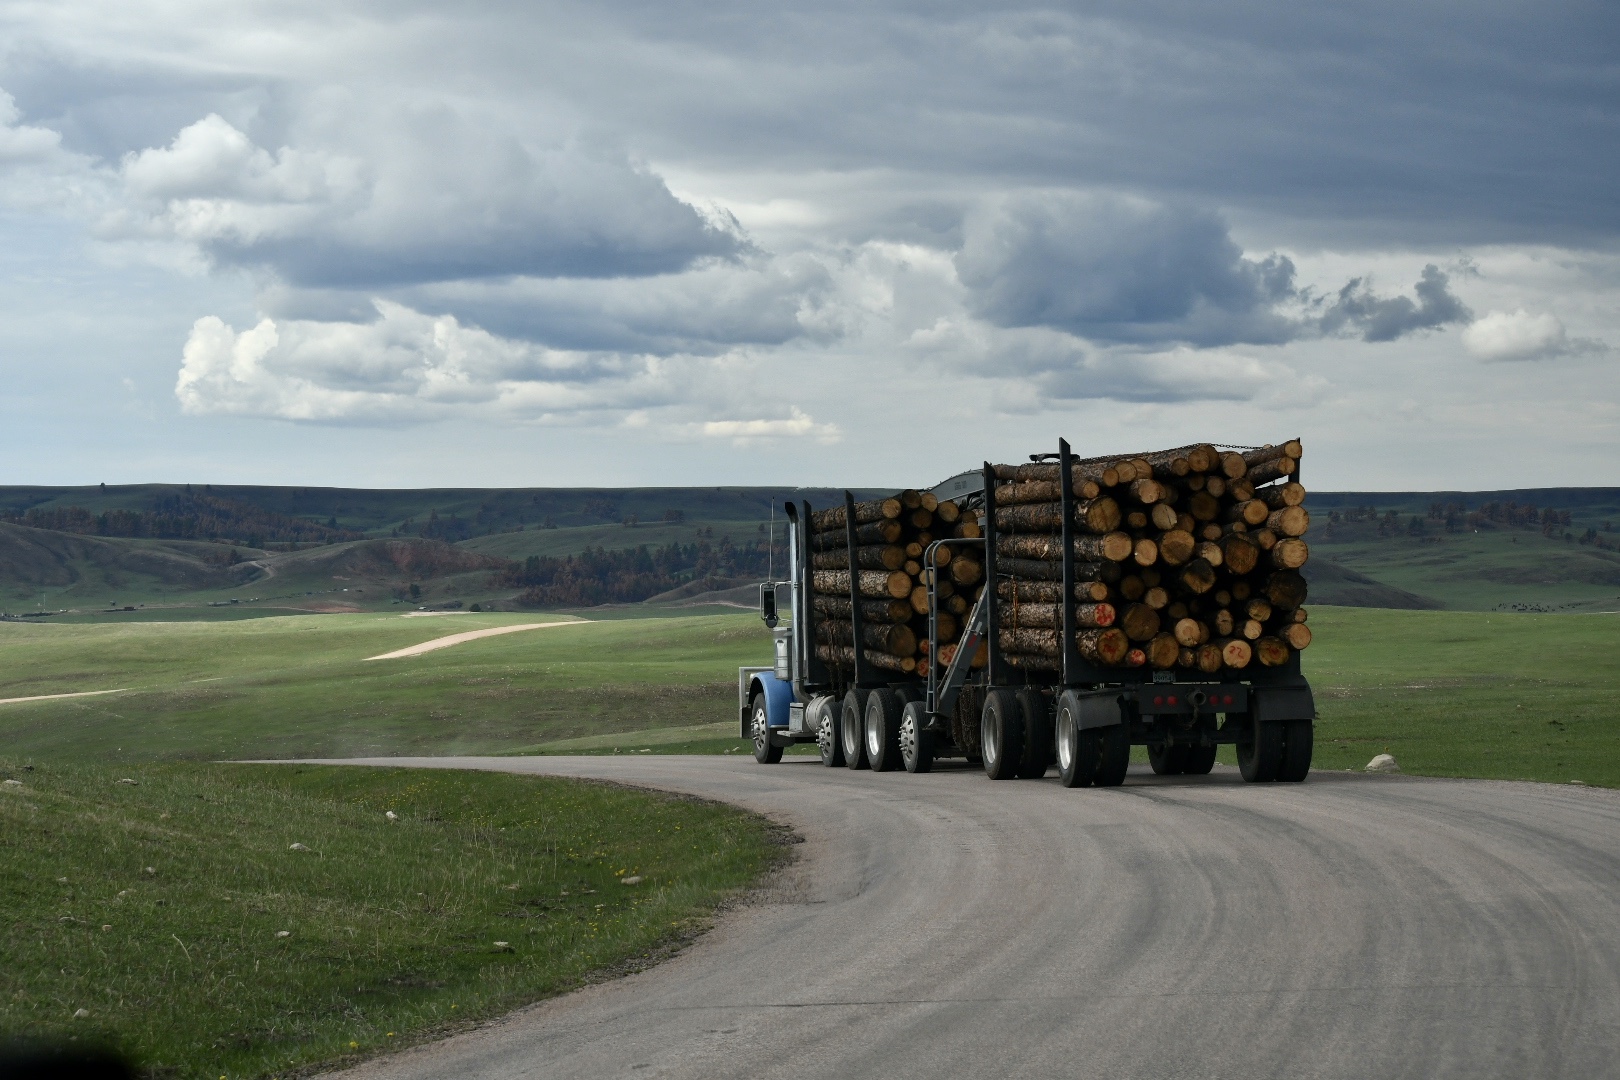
[105,111,742,287]
[1316,264,1472,342]
[1461,308,1603,362]
[0,90,70,165]
[701,407,840,444]
[175,300,672,422]
[955,192,1299,348]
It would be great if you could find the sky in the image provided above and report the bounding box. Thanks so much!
[1,0,1616,492]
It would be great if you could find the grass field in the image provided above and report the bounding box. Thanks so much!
[0,760,787,1079]
[1,605,1617,787]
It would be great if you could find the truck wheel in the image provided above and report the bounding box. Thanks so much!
[1276,720,1313,782]
[1181,743,1217,775]
[1055,692,1096,788]
[1148,742,1187,775]
[980,688,1024,780]
[865,689,903,772]
[1015,688,1053,779]
[1237,718,1283,782]
[841,689,870,770]
[751,695,783,764]
[817,700,845,768]
[1093,723,1131,787]
[900,701,934,773]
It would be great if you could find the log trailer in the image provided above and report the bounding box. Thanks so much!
[738,440,1317,785]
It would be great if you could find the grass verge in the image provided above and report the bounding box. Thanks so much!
[0,761,790,1079]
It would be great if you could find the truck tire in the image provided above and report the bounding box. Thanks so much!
[1015,688,1054,779]
[900,701,934,774]
[751,694,783,764]
[817,699,845,768]
[1148,742,1187,775]
[1181,743,1217,775]
[1093,723,1131,787]
[841,689,871,770]
[1276,720,1313,782]
[1237,718,1283,782]
[1055,691,1096,788]
[980,688,1024,780]
[865,689,903,772]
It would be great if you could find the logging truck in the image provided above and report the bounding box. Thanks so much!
[738,440,1317,785]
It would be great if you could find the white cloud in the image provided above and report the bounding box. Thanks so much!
[700,407,841,446]
[0,91,69,165]
[175,300,672,422]
[1461,308,1602,362]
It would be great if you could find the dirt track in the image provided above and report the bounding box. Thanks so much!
[362,621,587,660]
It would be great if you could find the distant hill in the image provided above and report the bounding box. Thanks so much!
[2,483,1617,617]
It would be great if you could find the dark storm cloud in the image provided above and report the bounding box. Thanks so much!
[955,192,1298,347]
[1317,265,1472,343]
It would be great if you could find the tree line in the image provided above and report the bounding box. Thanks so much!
[497,538,773,606]
[3,491,363,547]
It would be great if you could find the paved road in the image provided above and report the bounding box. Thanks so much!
[310,757,1620,1080]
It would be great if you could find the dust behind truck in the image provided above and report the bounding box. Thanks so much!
[739,439,1316,786]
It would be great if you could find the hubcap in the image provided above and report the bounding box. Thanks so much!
[752,706,767,750]
[1058,714,1074,770]
[866,716,881,758]
[900,714,916,762]
[982,713,998,766]
[818,714,834,756]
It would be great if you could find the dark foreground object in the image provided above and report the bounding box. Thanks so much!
[295,756,1620,1080]
[0,1044,134,1080]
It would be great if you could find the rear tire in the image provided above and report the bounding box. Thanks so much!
[1055,692,1095,788]
[980,688,1025,780]
[751,695,783,764]
[865,689,903,772]
[1237,718,1283,782]
[1277,719,1313,782]
[1147,742,1187,775]
[1015,688,1054,778]
[900,702,934,773]
[1092,723,1131,786]
[841,689,870,770]
[1181,743,1217,775]
[817,698,844,767]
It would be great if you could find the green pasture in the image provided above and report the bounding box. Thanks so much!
[0,760,786,1079]
[1,605,1617,787]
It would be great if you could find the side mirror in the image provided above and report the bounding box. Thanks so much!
[759,582,779,628]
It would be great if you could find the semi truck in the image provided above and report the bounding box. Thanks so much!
[738,442,1317,786]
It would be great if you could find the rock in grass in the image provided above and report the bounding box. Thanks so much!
[621,876,643,886]
[289,842,309,851]
[1365,753,1399,773]
[117,778,137,785]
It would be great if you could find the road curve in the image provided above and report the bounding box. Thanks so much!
[303,757,1620,1080]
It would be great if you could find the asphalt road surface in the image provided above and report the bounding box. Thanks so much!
[308,756,1620,1080]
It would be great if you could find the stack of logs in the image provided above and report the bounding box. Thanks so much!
[807,490,987,678]
[991,440,1311,673]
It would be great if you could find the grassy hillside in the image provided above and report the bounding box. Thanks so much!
[1,607,1618,787]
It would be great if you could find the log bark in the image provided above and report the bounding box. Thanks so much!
[1121,603,1161,642]
[998,532,1134,562]
[1000,627,1060,656]
[815,643,915,674]
[813,568,912,599]
[1002,652,1060,672]
[810,498,902,531]
[1148,632,1181,669]
[1242,440,1302,468]
[811,519,903,549]
[1257,481,1307,509]
[811,544,906,571]
[1255,637,1291,667]
[996,557,1061,581]
[1271,538,1309,569]
[999,601,1116,629]
[998,579,1111,603]
[1247,457,1297,486]
[1266,506,1310,537]
[815,619,918,657]
[1077,628,1130,665]
[1265,570,1308,609]
[993,462,1059,483]
[995,480,1061,505]
[812,595,913,624]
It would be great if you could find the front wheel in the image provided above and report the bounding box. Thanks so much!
[751,695,783,764]
[900,702,934,773]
